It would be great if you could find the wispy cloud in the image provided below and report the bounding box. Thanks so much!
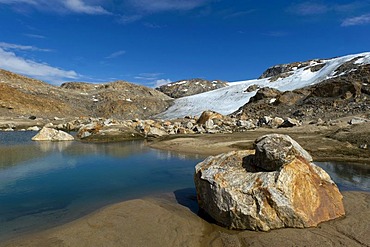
[24,33,46,39]
[63,0,110,15]
[288,2,328,16]
[154,78,171,87]
[134,72,163,81]
[0,0,110,15]
[0,47,79,84]
[143,22,164,29]
[287,1,370,27]
[117,14,143,24]
[223,10,255,19]
[342,13,370,26]
[128,0,208,13]
[132,73,171,87]
[105,50,126,59]
[0,41,51,52]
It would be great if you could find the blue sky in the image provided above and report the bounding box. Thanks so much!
[0,0,370,86]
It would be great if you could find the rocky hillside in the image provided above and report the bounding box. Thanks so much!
[232,56,370,121]
[158,52,370,120]
[0,69,172,119]
[156,78,228,98]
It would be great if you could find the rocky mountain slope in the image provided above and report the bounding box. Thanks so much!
[0,69,171,119]
[156,78,228,98]
[157,52,370,120]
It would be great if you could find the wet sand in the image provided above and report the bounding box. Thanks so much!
[0,191,369,247]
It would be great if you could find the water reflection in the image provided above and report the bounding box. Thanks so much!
[37,141,73,152]
[155,150,205,161]
[0,132,203,241]
[0,132,369,242]
[316,161,370,191]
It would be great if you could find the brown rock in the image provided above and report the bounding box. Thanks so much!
[194,134,344,231]
[196,110,224,125]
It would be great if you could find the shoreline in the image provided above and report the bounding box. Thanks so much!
[0,122,369,246]
[147,124,370,163]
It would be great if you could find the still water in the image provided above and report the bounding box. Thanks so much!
[0,131,369,241]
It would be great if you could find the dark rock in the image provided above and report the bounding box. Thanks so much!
[253,134,312,171]
[244,84,260,92]
[156,78,228,98]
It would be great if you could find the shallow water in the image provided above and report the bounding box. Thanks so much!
[0,131,369,241]
[0,132,203,241]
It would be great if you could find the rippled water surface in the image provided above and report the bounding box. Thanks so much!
[0,131,369,241]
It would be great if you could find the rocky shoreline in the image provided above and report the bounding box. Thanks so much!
[0,114,369,246]
[1,110,369,161]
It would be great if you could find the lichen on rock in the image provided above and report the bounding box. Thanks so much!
[194,134,345,231]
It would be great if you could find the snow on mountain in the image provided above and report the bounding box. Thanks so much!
[156,52,370,119]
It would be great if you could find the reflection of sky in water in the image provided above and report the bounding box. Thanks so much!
[0,132,202,241]
[316,161,370,192]
[0,132,369,241]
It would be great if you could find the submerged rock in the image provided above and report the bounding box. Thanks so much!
[194,134,345,231]
[32,127,74,141]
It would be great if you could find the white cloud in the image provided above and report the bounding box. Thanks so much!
[155,78,171,87]
[63,0,110,15]
[0,42,51,52]
[128,0,208,13]
[0,0,110,15]
[341,14,370,26]
[105,50,126,59]
[0,48,79,84]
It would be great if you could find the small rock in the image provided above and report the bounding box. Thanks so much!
[359,144,368,149]
[253,134,313,171]
[44,123,54,128]
[193,125,205,133]
[197,110,224,125]
[204,119,214,129]
[278,118,300,128]
[32,127,74,141]
[27,126,41,131]
[147,127,168,138]
[349,117,367,125]
[244,84,259,92]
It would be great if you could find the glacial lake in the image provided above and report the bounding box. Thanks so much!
[0,131,369,242]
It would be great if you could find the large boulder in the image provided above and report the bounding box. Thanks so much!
[194,134,345,231]
[32,127,74,141]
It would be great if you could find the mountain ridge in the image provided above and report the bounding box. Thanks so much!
[1,52,369,121]
[157,52,370,120]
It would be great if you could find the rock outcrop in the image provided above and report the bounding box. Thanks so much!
[233,58,370,122]
[32,127,74,141]
[156,78,228,98]
[194,134,345,231]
